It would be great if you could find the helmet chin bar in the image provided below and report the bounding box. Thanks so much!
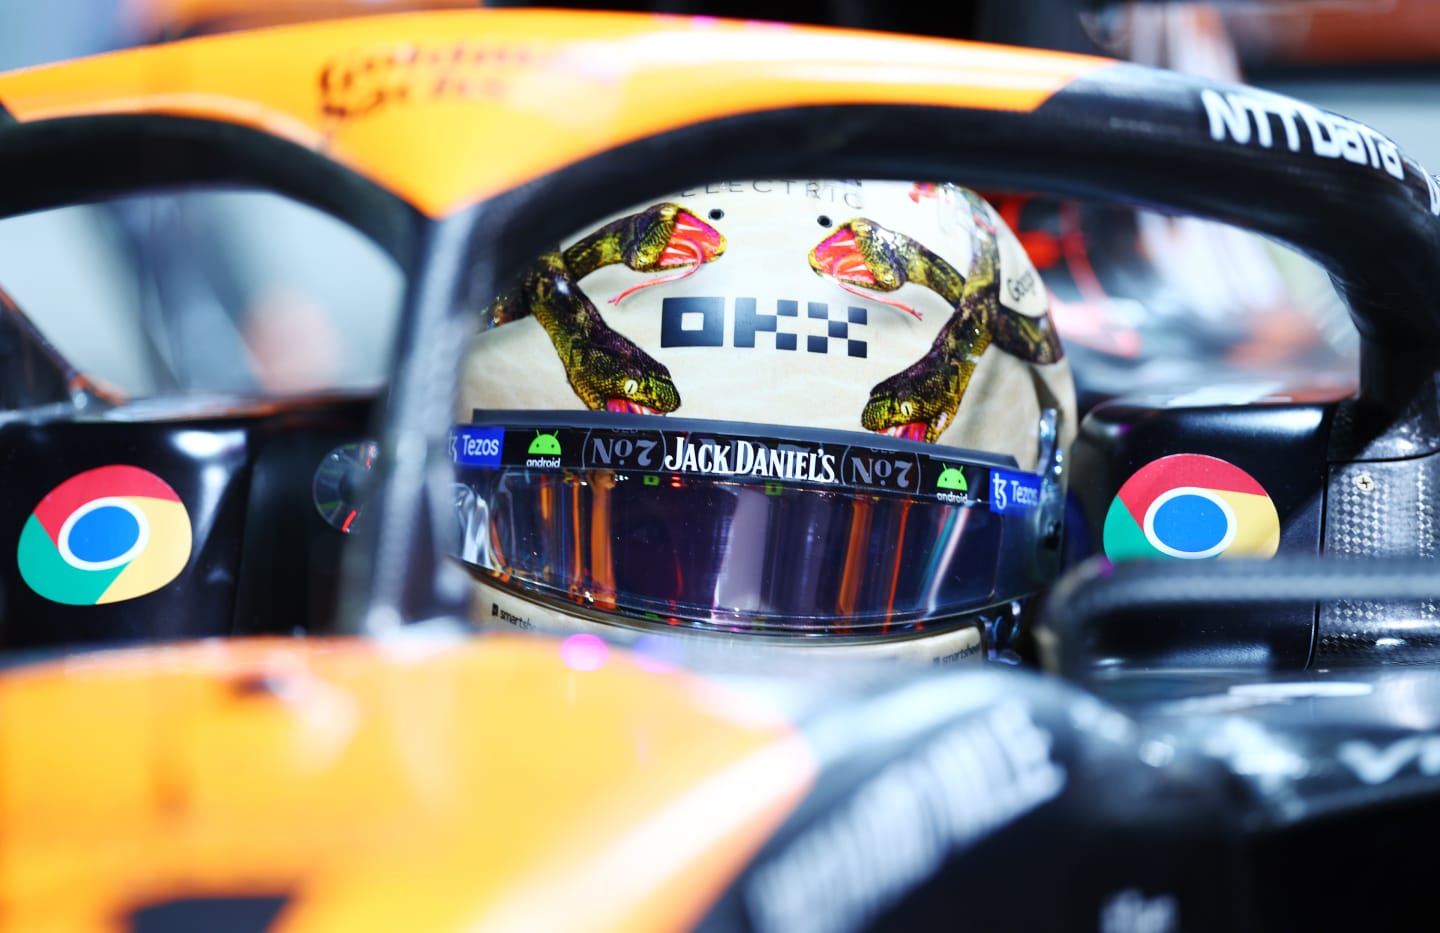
[466,570,989,669]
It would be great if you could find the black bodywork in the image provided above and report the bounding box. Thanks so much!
[6,18,1440,931]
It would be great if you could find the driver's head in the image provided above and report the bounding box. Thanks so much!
[452,180,1074,665]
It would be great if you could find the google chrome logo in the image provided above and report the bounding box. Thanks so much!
[17,465,192,605]
[1103,454,1279,562]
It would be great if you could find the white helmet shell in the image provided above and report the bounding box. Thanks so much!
[455,180,1075,663]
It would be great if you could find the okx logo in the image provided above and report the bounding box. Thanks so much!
[1103,454,1279,562]
[17,465,192,605]
[660,297,868,357]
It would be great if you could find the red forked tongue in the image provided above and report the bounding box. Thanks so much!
[880,423,928,441]
[833,281,922,320]
[609,237,705,305]
[606,399,663,415]
[607,227,714,303]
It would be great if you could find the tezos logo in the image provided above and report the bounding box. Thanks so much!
[17,465,193,605]
[527,431,562,468]
[989,468,1041,514]
[1103,454,1279,561]
[452,426,504,468]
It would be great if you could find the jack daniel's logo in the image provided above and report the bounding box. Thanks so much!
[661,435,839,484]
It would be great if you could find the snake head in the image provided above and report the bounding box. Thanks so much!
[606,204,727,304]
[624,203,727,272]
[566,321,682,415]
[809,218,924,320]
[809,218,908,292]
[862,350,976,444]
[605,372,680,415]
[862,395,936,443]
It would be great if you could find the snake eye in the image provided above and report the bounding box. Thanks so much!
[708,209,724,221]
[624,378,639,395]
[817,215,833,228]
[899,401,914,418]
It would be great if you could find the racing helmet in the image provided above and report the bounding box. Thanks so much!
[452,180,1075,665]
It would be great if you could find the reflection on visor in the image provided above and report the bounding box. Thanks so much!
[450,414,1054,638]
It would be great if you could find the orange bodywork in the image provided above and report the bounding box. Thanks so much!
[0,635,815,931]
[0,9,1110,217]
[0,13,1108,929]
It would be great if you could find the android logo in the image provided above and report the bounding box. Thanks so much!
[528,431,562,456]
[937,465,967,492]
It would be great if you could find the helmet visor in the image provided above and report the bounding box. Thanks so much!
[451,411,1058,638]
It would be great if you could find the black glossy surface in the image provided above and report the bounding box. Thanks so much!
[1058,398,1334,671]
[0,394,374,650]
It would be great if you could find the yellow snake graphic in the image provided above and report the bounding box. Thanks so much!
[808,189,1063,442]
[490,203,726,413]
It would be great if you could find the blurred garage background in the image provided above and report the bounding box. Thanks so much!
[0,0,1430,408]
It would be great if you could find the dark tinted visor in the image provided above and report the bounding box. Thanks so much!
[451,412,1058,637]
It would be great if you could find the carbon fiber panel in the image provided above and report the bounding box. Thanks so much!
[1317,451,1440,665]
[1328,379,1440,461]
